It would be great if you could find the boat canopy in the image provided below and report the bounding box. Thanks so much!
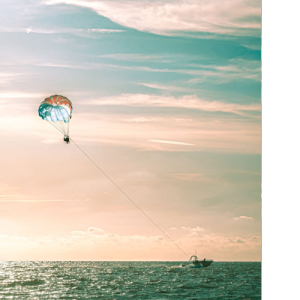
[189,255,198,262]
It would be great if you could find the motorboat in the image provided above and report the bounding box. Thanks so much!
[189,255,213,268]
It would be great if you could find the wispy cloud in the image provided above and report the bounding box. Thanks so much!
[40,139,60,144]
[0,199,75,202]
[45,0,261,37]
[234,216,254,220]
[149,139,194,146]
[87,29,124,33]
[0,194,74,203]
[86,94,261,117]
[168,173,221,184]
[34,62,90,69]
[139,83,191,92]
[105,61,261,82]
[6,56,259,83]
[189,59,261,81]
[68,114,260,154]
[0,92,45,99]
[0,72,25,84]
[0,27,124,35]
[0,183,76,202]
[100,53,177,63]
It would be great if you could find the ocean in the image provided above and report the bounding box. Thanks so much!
[0,261,261,299]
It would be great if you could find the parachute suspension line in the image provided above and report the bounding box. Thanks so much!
[60,120,67,135]
[59,120,66,135]
[49,122,61,133]
[60,119,70,136]
[55,122,65,135]
[53,120,63,134]
[67,119,70,136]
[49,120,69,136]
[48,121,64,135]
[56,121,63,133]
[64,120,68,135]
[70,138,189,259]
[65,121,69,136]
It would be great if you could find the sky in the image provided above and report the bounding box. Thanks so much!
[0,0,261,261]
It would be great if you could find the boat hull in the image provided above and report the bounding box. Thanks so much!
[190,260,213,268]
[190,264,202,268]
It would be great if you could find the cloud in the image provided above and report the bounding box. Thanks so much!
[125,171,155,180]
[100,54,173,62]
[168,173,221,184]
[40,139,59,144]
[181,226,205,233]
[0,92,44,99]
[0,184,77,202]
[63,228,165,246]
[0,227,261,260]
[149,139,194,146]
[99,56,260,83]
[44,0,261,37]
[87,29,124,33]
[186,59,261,82]
[87,227,105,233]
[87,94,261,117]
[0,198,75,202]
[139,83,190,92]
[34,62,90,69]
[0,26,124,35]
[0,72,25,85]
[106,60,261,83]
[4,56,259,84]
[0,91,260,153]
[234,216,253,220]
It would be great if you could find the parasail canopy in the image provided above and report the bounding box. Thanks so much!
[38,95,73,136]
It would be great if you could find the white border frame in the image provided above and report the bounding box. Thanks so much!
[262,0,300,298]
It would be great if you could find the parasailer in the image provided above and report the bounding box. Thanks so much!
[38,95,73,143]
[64,135,70,144]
